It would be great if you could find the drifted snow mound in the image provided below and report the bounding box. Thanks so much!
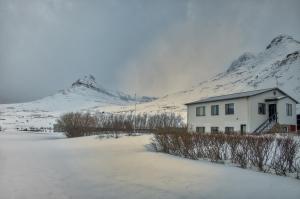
[100,34,300,116]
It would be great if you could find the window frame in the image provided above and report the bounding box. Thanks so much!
[286,103,292,116]
[196,127,205,133]
[196,106,206,116]
[211,105,219,116]
[225,127,234,134]
[258,103,266,115]
[211,127,219,133]
[225,103,234,115]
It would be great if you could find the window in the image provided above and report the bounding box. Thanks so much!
[225,127,234,134]
[225,103,234,115]
[258,103,266,115]
[196,106,205,116]
[211,105,219,116]
[211,127,219,133]
[286,103,292,116]
[196,127,205,133]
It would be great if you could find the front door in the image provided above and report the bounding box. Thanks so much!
[241,124,246,135]
[268,104,277,121]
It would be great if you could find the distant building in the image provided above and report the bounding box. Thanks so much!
[185,88,298,134]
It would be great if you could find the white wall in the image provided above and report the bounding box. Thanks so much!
[187,98,249,133]
[277,97,297,125]
[248,90,297,131]
[248,90,280,132]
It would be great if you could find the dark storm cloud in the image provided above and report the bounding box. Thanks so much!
[0,0,299,103]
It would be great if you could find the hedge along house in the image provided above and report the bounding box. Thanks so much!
[185,88,298,134]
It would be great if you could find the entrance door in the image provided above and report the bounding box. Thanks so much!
[241,124,246,135]
[268,104,277,121]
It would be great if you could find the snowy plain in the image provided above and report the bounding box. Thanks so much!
[0,132,299,199]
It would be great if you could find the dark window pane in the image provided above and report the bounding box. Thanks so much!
[286,104,292,116]
[258,103,266,114]
[196,127,205,133]
[225,127,234,133]
[196,106,206,116]
[211,127,219,133]
[225,103,234,115]
[211,105,219,116]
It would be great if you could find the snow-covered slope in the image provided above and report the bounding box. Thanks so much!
[0,75,156,130]
[100,35,300,117]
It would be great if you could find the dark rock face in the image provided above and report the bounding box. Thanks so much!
[275,51,300,67]
[227,52,256,72]
[70,74,157,102]
[266,35,299,50]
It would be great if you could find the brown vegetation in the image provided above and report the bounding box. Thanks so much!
[151,130,300,178]
[54,112,185,138]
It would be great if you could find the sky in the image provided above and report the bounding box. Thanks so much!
[0,0,300,103]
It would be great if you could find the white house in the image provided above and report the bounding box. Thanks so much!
[186,88,298,134]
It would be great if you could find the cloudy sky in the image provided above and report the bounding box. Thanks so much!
[0,0,300,103]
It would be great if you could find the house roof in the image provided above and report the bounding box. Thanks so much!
[185,87,299,105]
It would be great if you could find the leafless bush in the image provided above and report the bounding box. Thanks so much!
[194,134,210,159]
[230,136,250,168]
[55,112,96,137]
[206,134,227,162]
[271,137,299,175]
[179,133,196,159]
[55,112,185,138]
[248,136,274,172]
[295,157,300,179]
[151,130,300,178]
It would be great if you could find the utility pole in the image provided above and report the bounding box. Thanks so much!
[275,75,281,88]
[134,93,136,134]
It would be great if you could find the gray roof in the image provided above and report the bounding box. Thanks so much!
[185,87,299,105]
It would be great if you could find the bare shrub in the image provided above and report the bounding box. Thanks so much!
[55,112,185,137]
[295,157,300,179]
[234,137,250,168]
[194,134,210,159]
[151,130,300,178]
[180,133,196,159]
[248,136,274,172]
[55,112,96,137]
[151,133,170,153]
[206,134,227,162]
[271,137,299,176]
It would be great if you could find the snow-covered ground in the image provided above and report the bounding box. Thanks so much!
[0,132,299,199]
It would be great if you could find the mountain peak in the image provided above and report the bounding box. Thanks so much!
[266,34,299,50]
[71,75,98,89]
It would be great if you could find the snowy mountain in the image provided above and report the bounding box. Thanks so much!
[0,75,156,130]
[99,35,300,117]
[0,35,299,131]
